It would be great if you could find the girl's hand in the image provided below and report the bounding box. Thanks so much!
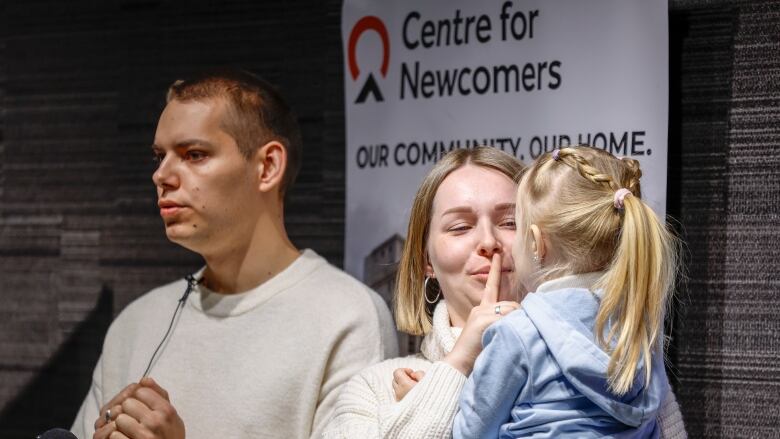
[443,253,519,376]
[392,368,426,401]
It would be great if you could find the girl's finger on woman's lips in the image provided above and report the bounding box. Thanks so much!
[480,253,502,306]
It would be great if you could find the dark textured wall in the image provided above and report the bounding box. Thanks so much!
[668,0,780,437]
[0,0,778,438]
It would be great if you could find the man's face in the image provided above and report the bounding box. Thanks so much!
[152,98,260,254]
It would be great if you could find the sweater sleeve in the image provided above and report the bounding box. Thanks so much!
[310,290,399,438]
[322,361,467,439]
[657,387,687,439]
[453,321,527,439]
[71,355,104,439]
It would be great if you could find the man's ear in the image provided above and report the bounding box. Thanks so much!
[255,140,287,194]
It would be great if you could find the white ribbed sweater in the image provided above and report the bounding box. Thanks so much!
[322,301,687,439]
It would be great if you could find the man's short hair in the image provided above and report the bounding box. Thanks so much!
[166,69,303,197]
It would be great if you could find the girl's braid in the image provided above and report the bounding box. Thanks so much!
[556,147,619,191]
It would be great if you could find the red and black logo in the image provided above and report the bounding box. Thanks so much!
[347,16,389,104]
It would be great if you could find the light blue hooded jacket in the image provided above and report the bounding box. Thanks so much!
[453,273,669,439]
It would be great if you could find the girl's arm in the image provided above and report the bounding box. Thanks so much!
[453,319,528,439]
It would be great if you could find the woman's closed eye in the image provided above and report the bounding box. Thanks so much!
[447,223,473,233]
[500,218,517,229]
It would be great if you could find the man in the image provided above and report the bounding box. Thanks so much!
[71,70,397,439]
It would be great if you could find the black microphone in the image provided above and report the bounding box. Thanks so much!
[36,428,78,439]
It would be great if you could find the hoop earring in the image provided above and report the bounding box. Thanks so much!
[424,276,441,304]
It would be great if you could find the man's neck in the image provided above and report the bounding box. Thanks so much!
[200,219,300,294]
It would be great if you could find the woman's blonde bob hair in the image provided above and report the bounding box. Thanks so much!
[395,146,526,336]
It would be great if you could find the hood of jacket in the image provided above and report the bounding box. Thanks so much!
[521,272,669,428]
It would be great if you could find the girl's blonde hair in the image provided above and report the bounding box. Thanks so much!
[518,145,678,395]
[395,146,526,335]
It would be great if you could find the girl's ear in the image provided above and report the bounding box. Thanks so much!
[530,224,546,262]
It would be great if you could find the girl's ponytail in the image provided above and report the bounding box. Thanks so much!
[596,193,677,395]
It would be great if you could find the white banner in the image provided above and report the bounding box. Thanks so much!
[342,0,668,281]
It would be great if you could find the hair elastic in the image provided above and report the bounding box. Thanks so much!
[614,188,632,210]
[552,149,561,161]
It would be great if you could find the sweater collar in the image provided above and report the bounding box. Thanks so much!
[420,300,462,362]
[188,249,325,317]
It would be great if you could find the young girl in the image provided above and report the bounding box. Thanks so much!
[453,146,678,438]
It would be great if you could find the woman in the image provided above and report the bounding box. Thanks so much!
[322,146,686,438]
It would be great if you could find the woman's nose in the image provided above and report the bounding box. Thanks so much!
[477,225,502,257]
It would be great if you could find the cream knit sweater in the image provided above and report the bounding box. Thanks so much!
[322,301,687,439]
[71,250,398,439]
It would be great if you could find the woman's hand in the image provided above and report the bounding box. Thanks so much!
[392,368,426,401]
[443,253,519,376]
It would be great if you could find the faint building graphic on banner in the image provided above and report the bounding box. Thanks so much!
[364,234,422,356]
